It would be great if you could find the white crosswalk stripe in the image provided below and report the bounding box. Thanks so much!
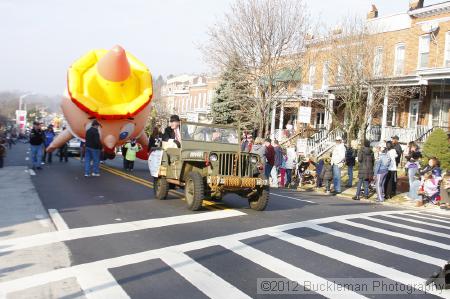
[415,212,450,221]
[381,214,450,230]
[406,212,450,224]
[308,224,446,266]
[339,219,450,250]
[1,209,449,298]
[358,216,450,239]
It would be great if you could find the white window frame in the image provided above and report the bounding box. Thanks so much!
[373,46,383,77]
[322,61,329,89]
[444,31,450,67]
[418,34,430,69]
[393,43,405,76]
[408,100,420,128]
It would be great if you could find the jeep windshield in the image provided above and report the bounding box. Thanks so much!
[181,123,239,144]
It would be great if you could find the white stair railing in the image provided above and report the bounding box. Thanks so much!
[307,128,344,157]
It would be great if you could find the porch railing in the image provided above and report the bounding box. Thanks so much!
[367,125,432,143]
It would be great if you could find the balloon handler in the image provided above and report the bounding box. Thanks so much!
[46,45,153,160]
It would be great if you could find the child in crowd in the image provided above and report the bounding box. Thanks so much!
[320,157,333,194]
[417,157,442,207]
[405,151,421,200]
[315,156,325,188]
[124,139,142,171]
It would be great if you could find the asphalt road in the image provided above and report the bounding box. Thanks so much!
[3,142,450,299]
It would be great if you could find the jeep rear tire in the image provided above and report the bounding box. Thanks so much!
[249,187,269,211]
[154,177,169,200]
[185,172,204,211]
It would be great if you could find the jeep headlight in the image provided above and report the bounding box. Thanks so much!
[209,153,218,162]
[250,156,258,163]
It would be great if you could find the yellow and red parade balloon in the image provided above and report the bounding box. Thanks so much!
[47,45,153,159]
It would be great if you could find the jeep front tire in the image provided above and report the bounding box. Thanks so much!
[249,187,269,211]
[185,172,204,211]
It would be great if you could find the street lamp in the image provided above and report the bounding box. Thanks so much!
[19,92,35,111]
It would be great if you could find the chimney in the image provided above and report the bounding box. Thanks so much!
[409,0,424,10]
[367,4,378,19]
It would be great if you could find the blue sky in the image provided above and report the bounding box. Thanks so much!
[0,0,444,95]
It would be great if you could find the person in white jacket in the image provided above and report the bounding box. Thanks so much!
[384,140,398,199]
[331,136,346,194]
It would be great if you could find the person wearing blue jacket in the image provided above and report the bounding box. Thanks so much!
[43,124,56,164]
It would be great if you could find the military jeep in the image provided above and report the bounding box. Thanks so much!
[153,122,269,211]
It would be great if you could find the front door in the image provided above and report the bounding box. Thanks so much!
[408,101,420,128]
[430,98,450,129]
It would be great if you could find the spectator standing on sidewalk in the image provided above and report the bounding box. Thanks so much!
[279,149,287,187]
[0,138,6,168]
[374,145,391,202]
[43,125,55,164]
[84,120,102,177]
[353,140,374,200]
[384,141,398,199]
[391,135,403,194]
[405,151,421,200]
[271,140,283,187]
[331,136,346,194]
[320,157,333,194]
[284,148,296,187]
[124,138,142,171]
[29,121,45,170]
[264,138,275,180]
[345,140,357,187]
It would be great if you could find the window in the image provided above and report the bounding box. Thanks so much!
[308,65,316,86]
[409,101,420,128]
[418,34,430,68]
[322,62,329,88]
[394,44,405,76]
[336,64,343,83]
[373,47,383,77]
[444,32,450,67]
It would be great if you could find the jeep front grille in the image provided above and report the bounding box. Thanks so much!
[218,153,254,177]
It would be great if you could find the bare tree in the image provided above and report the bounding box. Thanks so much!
[313,17,419,144]
[204,0,312,137]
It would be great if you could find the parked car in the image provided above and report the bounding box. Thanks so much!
[67,138,81,156]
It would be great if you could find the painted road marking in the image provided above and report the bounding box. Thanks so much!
[0,210,416,298]
[75,267,130,299]
[360,216,450,239]
[271,193,316,204]
[396,213,450,225]
[270,231,449,299]
[161,251,251,299]
[28,168,36,176]
[309,224,446,266]
[48,209,69,231]
[339,219,450,250]
[222,239,366,299]
[100,164,225,211]
[35,214,50,228]
[413,212,450,221]
[381,214,450,230]
[0,209,246,254]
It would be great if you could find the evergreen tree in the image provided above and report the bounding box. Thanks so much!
[211,60,253,130]
[423,128,450,171]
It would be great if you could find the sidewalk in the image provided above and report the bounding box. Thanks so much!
[0,166,85,299]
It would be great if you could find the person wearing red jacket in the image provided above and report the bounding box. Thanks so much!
[264,138,275,179]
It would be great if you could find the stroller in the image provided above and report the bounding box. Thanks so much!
[297,159,316,187]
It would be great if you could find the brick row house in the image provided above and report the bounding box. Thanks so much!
[161,74,218,123]
[272,0,450,153]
